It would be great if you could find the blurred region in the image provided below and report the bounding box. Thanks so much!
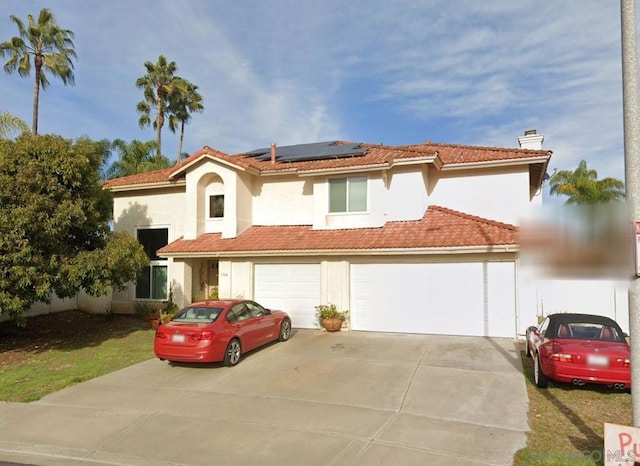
[520,204,633,280]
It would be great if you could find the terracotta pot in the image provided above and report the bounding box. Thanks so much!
[150,319,160,329]
[322,317,343,332]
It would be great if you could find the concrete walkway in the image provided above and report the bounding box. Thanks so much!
[0,331,529,465]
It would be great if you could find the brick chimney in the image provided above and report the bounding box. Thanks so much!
[518,129,544,150]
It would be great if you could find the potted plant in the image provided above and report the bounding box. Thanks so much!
[315,304,348,332]
[159,289,179,325]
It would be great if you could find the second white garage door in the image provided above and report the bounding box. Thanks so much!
[350,262,516,337]
[254,264,321,329]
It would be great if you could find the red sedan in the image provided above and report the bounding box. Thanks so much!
[525,313,630,390]
[154,299,291,366]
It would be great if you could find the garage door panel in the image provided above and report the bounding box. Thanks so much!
[425,263,484,336]
[254,264,320,329]
[350,262,515,337]
[486,262,516,338]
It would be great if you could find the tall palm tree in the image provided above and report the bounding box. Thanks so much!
[136,55,179,157]
[168,78,204,163]
[0,8,76,135]
[549,160,625,204]
[106,139,171,179]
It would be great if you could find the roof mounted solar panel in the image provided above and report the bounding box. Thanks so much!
[243,141,366,162]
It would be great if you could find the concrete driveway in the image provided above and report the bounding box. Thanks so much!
[0,330,529,466]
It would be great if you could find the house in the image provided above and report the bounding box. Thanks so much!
[104,131,553,338]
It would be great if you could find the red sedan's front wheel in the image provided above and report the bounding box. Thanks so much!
[279,318,291,342]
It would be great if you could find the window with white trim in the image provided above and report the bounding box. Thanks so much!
[135,228,168,300]
[329,176,367,213]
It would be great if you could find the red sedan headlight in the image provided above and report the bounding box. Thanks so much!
[550,353,573,363]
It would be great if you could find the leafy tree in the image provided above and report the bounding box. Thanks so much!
[106,139,171,179]
[0,135,149,323]
[136,55,179,157]
[0,112,30,139]
[0,9,76,135]
[549,160,625,204]
[168,78,204,162]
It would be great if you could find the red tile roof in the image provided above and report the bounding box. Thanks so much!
[157,205,518,257]
[103,141,551,189]
[398,142,549,165]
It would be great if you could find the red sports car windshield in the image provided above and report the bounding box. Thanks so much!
[172,306,223,323]
[553,321,625,342]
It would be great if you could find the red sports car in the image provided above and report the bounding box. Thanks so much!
[525,313,630,389]
[154,299,291,366]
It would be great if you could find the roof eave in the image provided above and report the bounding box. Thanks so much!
[158,244,519,259]
[390,155,439,167]
[104,179,186,193]
[440,155,551,171]
[296,163,391,177]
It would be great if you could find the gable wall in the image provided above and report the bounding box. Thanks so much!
[428,166,532,225]
[185,161,245,239]
[113,188,185,239]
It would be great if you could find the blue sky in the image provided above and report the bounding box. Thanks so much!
[0,1,629,200]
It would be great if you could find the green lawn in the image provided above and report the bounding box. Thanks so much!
[0,311,155,402]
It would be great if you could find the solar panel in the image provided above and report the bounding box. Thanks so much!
[243,141,366,162]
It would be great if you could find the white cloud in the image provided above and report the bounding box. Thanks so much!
[0,0,632,187]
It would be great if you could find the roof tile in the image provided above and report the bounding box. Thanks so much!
[103,140,551,189]
[158,205,518,256]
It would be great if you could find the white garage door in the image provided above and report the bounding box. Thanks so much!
[350,262,516,337]
[254,264,321,329]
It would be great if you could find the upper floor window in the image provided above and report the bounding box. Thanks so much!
[329,176,367,213]
[209,195,224,218]
[135,227,168,300]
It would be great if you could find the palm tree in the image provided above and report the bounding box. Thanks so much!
[106,139,172,179]
[0,112,30,139]
[168,78,204,162]
[549,160,625,204]
[136,55,179,157]
[0,8,76,135]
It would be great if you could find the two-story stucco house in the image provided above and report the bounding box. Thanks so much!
[104,131,552,338]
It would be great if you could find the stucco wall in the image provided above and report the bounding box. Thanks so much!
[385,166,430,222]
[252,176,314,225]
[428,166,531,225]
[113,187,185,239]
[185,160,243,239]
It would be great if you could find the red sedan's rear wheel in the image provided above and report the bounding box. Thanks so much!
[534,354,549,388]
[223,339,242,367]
